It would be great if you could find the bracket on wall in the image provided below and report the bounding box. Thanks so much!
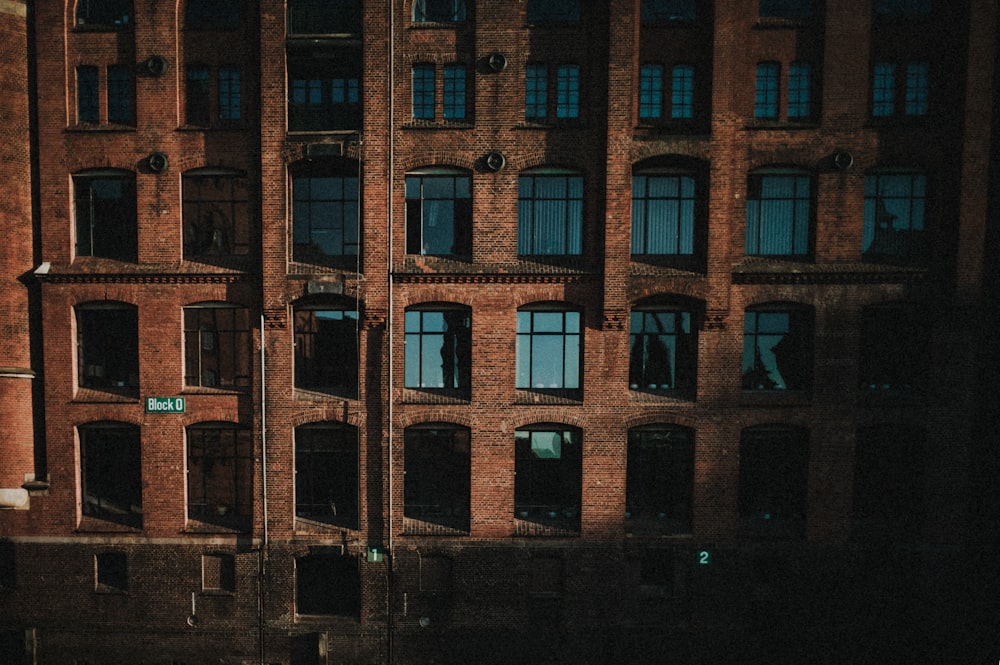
[147,152,168,173]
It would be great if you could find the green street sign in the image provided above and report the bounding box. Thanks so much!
[146,397,185,413]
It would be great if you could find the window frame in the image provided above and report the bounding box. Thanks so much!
[202,553,236,593]
[787,61,812,120]
[741,304,813,392]
[76,0,132,28]
[403,424,472,532]
[287,0,362,35]
[738,425,810,540]
[287,46,362,132]
[442,64,468,120]
[628,306,698,395]
[862,170,927,262]
[514,426,582,530]
[413,0,467,23]
[73,169,137,262]
[872,60,929,118]
[525,63,548,120]
[638,64,664,120]
[76,302,139,395]
[405,167,472,258]
[183,0,241,30]
[517,168,584,256]
[526,0,581,24]
[80,422,142,528]
[412,63,436,120]
[186,421,254,527]
[294,422,359,529]
[555,64,581,119]
[293,303,360,397]
[754,62,780,119]
[631,168,698,258]
[626,425,695,534]
[182,168,252,259]
[291,160,361,263]
[745,169,813,258]
[516,307,582,394]
[95,552,128,593]
[76,65,100,123]
[183,302,252,390]
[641,0,697,22]
[404,306,472,395]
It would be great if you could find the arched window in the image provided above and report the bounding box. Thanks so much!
[74,169,137,262]
[626,425,694,534]
[515,425,582,531]
[186,421,253,528]
[77,301,138,395]
[516,304,582,393]
[183,302,251,389]
[742,303,812,391]
[404,424,471,532]
[739,425,809,540]
[517,168,584,256]
[294,300,360,397]
[80,421,142,527]
[745,168,813,257]
[405,304,471,394]
[405,167,472,257]
[413,0,467,22]
[863,170,927,261]
[295,422,359,529]
[76,0,132,28]
[629,300,699,395]
[183,168,250,258]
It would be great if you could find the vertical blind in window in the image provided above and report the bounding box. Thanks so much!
[517,172,583,255]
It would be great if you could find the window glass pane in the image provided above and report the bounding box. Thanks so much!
[218,66,241,120]
[526,64,548,119]
[755,63,779,119]
[671,65,694,119]
[77,66,100,123]
[295,424,358,528]
[443,65,467,119]
[412,64,435,119]
[556,65,580,119]
[904,62,929,116]
[873,63,896,117]
[414,0,467,22]
[107,65,132,124]
[787,62,810,119]
[639,65,663,119]
[81,423,142,527]
[627,427,694,533]
[642,0,696,21]
[527,0,581,22]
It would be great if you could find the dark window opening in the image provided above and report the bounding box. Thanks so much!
[76,0,132,27]
[77,304,139,394]
[853,425,926,543]
[183,305,251,389]
[875,0,931,16]
[186,65,211,125]
[739,426,809,540]
[859,304,927,395]
[107,65,132,124]
[80,422,142,527]
[95,552,128,591]
[642,0,696,21]
[183,170,251,258]
[294,306,359,397]
[296,552,360,617]
[295,423,359,529]
[742,306,812,392]
[202,553,236,592]
[74,172,137,262]
[187,423,253,527]
[77,66,99,122]
[404,426,471,532]
[405,308,471,394]
[414,0,467,22]
[759,0,813,18]
[185,0,240,30]
[288,49,362,132]
[863,171,926,262]
[629,310,696,394]
[288,0,362,35]
[527,0,581,23]
[516,309,581,393]
[292,161,360,263]
[626,426,694,534]
[514,427,582,529]
[405,168,472,257]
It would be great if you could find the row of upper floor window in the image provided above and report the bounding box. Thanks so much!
[65,162,933,268]
[70,299,926,404]
[69,55,939,131]
[73,417,926,546]
[71,0,939,33]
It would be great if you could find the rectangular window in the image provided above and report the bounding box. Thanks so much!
[514,429,582,529]
[628,310,696,393]
[745,173,812,256]
[404,309,472,391]
[741,308,811,391]
[77,305,139,394]
[295,424,359,528]
[74,172,137,261]
[288,48,362,132]
[414,0,467,22]
[517,171,584,255]
[755,63,780,119]
[77,66,100,123]
[405,169,472,257]
[759,0,813,18]
[642,0,696,21]
[670,65,694,119]
[904,61,928,115]
[872,62,896,117]
[412,64,435,119]
[187,423,253,525]
[186,65,211,125]
[631,173,696,255]
[218,66,241,121]
[863,172,926,260]
[639,64,663,119]
[80,423,142,527]
[516,310,581,390]
[787,61,811,119]
[556,65,580,119]
[182,170,251,258]
[287,0,362,34]
[292,165,360,261]
[627,427,694,534]
[106,65,131,124]
[294,308,359,397]
[526,64,548,120]
[95,552,128,592]
[442,64,467,119]
[183,306,251,389]
[404,426,471,532]
[202,554,236,593]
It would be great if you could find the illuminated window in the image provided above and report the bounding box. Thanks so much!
[755,62,779,119]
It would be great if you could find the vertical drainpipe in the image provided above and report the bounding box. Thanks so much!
[386,1,396,661]
[259,314,268,664]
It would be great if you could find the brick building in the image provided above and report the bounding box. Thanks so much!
[0,0,997,663]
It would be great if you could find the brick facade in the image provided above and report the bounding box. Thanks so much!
[0,0,997,663]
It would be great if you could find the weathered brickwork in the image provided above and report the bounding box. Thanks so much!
[0,0,996,662]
